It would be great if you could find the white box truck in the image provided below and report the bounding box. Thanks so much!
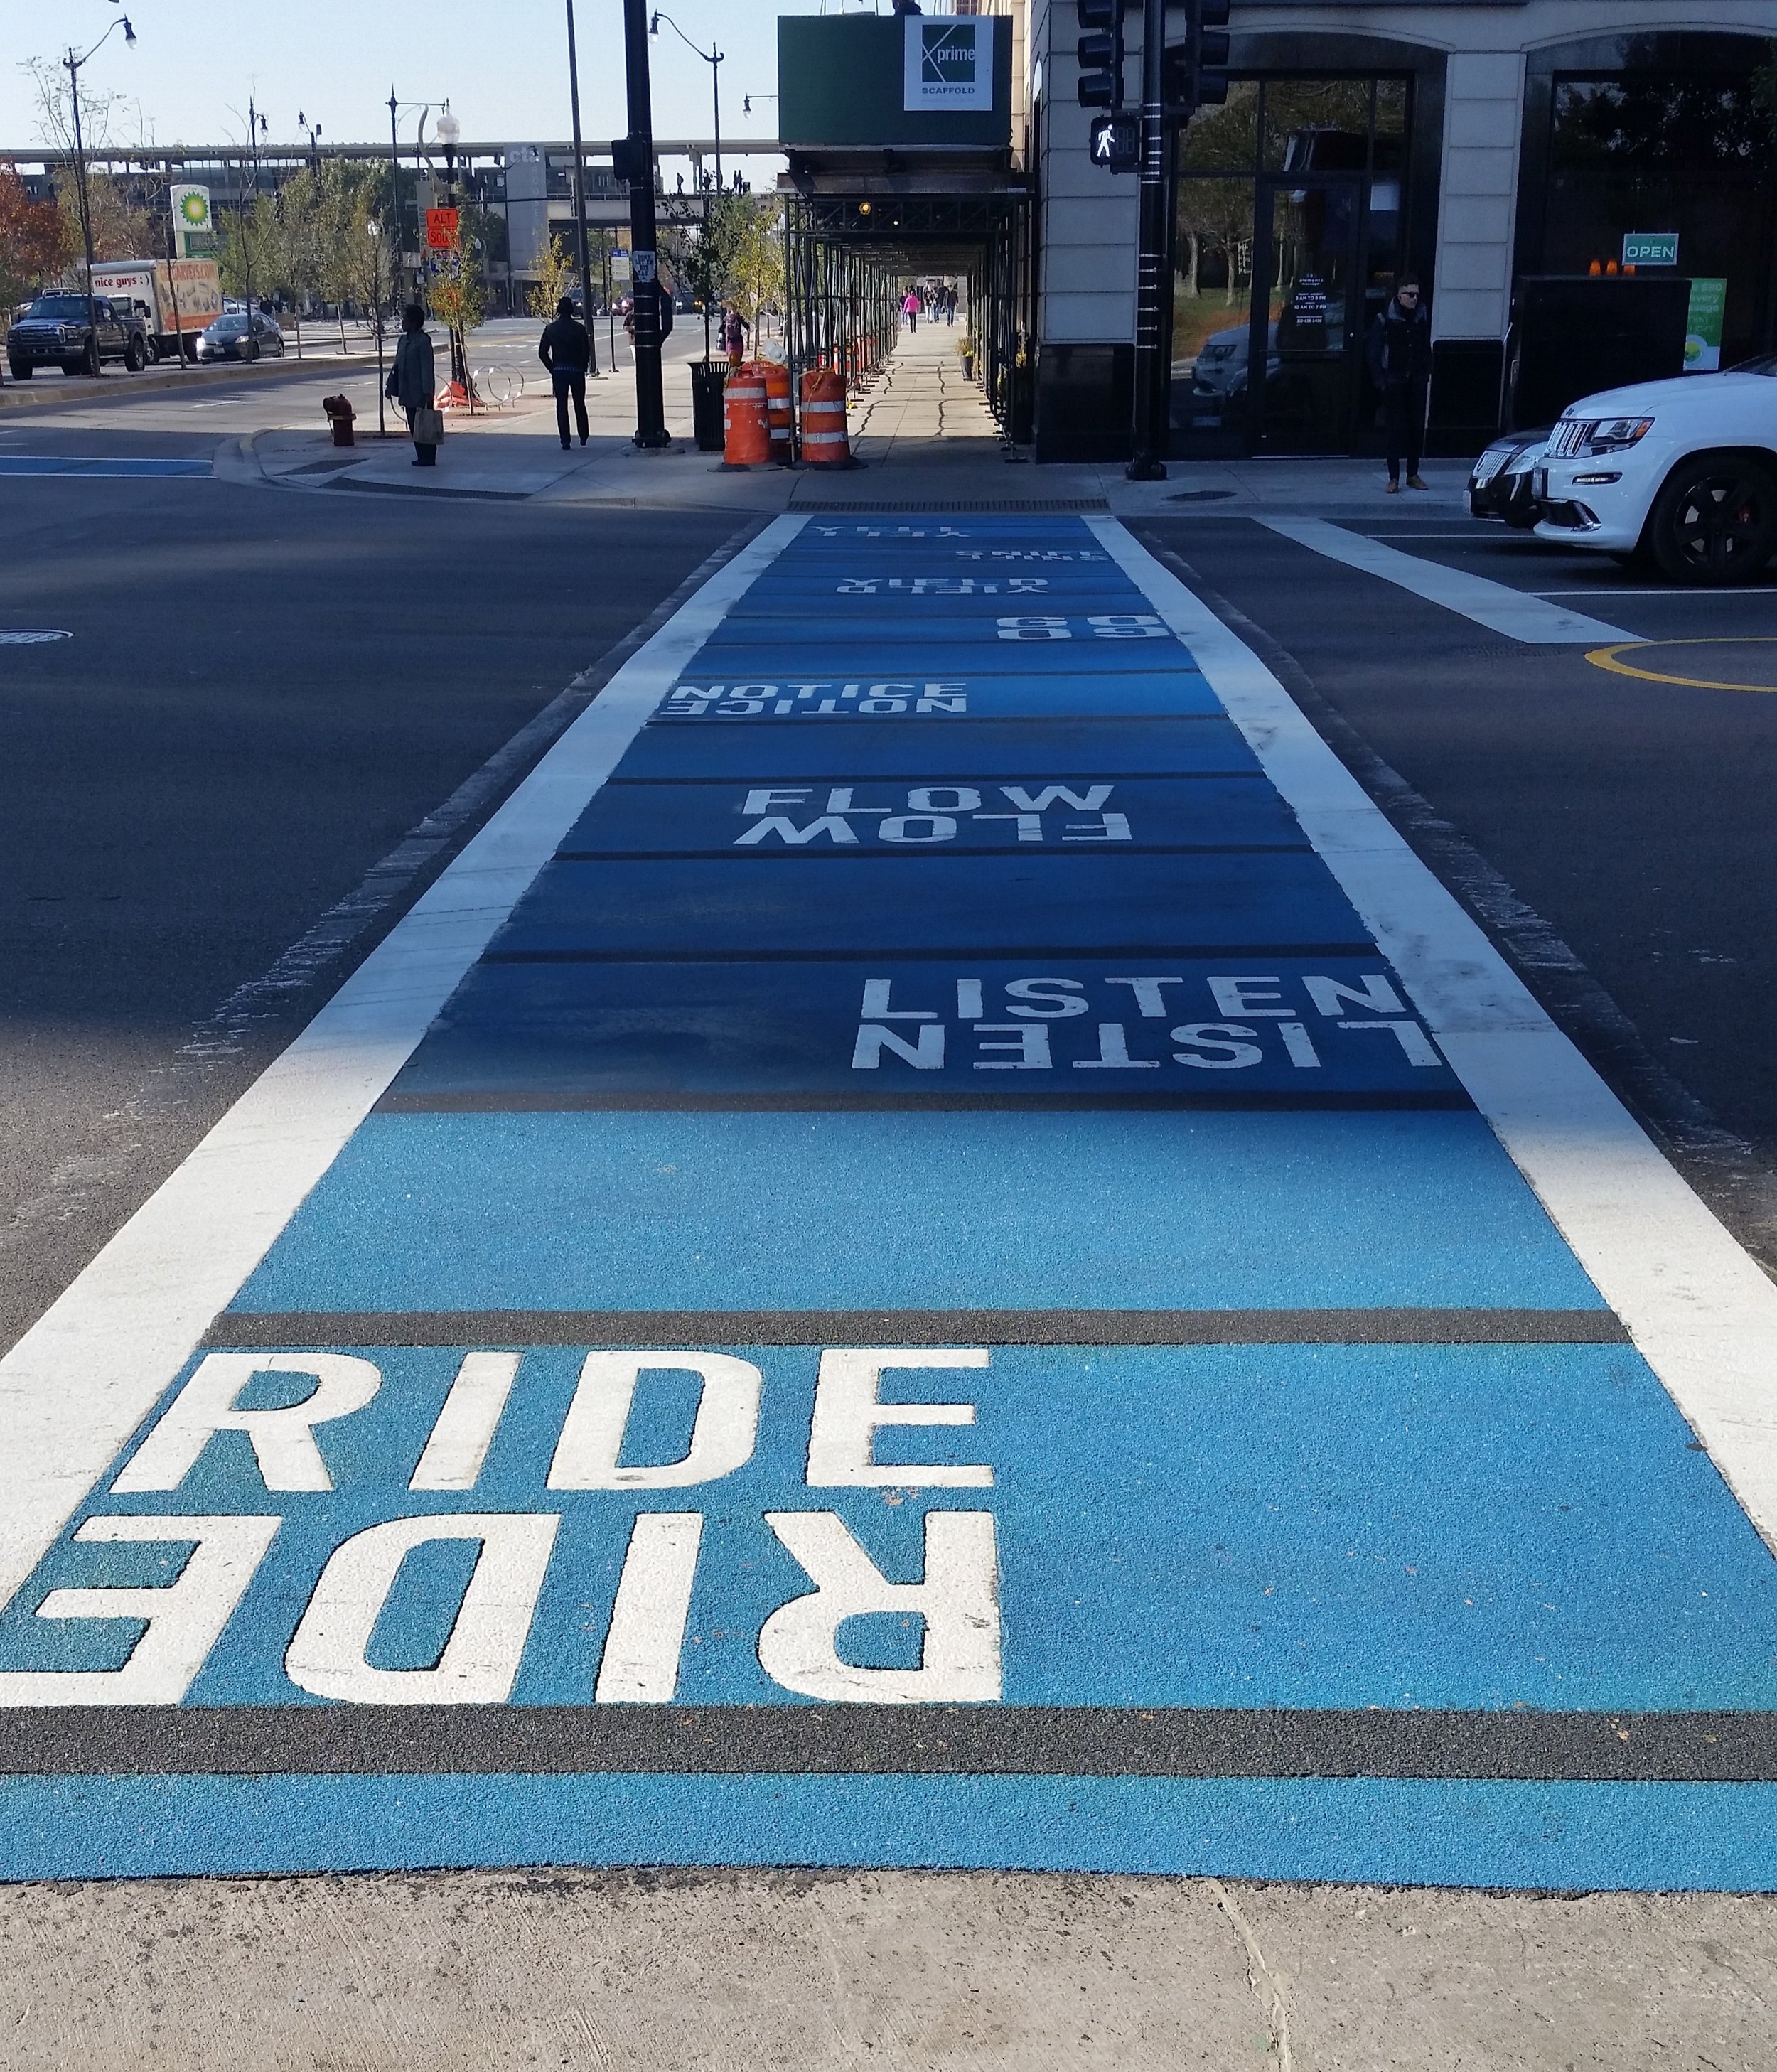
[90,259,223,363]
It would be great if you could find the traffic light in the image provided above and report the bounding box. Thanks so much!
[1076,0,1127,112]
[1186,0,1231,111]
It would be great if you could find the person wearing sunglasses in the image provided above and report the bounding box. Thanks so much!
[1367,273,1432,493]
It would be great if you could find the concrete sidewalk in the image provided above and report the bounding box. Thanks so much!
[235,323,1473,519]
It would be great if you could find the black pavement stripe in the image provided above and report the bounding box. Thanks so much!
[607,766,1270,781]
[550,846,1316,863]
[791,500,1111,514]
[480,943,1384,965]
[201,1308,1628,1348]
[0,1706,1765,1782]
[372,1091,1474,1115]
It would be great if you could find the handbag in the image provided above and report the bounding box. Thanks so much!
[412,405,444,446]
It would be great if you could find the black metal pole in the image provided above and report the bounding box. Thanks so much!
[564,0,601,374]
[68,51,102,377]
[623,0,669,446]
[388,91,403,309]
[1127,0,1168,479]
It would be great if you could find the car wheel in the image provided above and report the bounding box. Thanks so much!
[8,362,30,380]
[60,359,83,377]
[1648,453,1777,585]
[124,336,146,372]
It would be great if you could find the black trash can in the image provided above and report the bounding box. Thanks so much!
[691,358,729,452]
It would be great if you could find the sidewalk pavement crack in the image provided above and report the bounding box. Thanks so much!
[1205,1879,1295,2071]
[1137,530,1777,1282]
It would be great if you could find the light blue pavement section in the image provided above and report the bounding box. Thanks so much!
[4,1774,1776,1890]
[234,1110,1606,1315]
[28,1342,1767,1713]
[21,510,1773,1894]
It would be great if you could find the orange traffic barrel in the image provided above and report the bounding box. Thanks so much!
[800,366,850,466]
[762,359,792,462]
[723,364,771,466]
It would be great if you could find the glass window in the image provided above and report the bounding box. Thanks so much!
[1173,178,1257,436]
[1177,81,1260,173]
[1373,77,1408,174]
[1552,76,1763,172]
[1262,78,1373,173]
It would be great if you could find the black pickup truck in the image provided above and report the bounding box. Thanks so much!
[6,292,151,378]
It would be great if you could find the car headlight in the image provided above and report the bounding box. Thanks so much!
[1588,417,1653,453]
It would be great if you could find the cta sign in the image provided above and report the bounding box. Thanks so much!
[904,18,994,110]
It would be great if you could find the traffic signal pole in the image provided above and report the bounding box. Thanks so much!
[1127,0,1169,480]
[621,0,670,448]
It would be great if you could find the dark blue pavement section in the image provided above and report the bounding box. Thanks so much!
[9,512,1777,1891]
[489,852,1368,960]
[382,957,1469,1107]
[655,675,1228,720]
[564,777,1298,854]
[628,717,1257,770]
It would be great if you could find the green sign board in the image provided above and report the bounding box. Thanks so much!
[1685,277,1727,372]
[778,16,1011,149]
[1622,232,1679,268]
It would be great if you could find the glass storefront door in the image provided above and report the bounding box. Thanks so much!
[1253,179,1361,452]
[1170,75,1417,458]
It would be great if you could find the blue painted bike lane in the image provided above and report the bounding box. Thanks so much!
[4,515,1777,1888]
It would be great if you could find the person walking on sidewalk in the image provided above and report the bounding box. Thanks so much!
[539,296,592,450]
[903,288,920,333]
[722,303,748,364]
[1368,274,1432,493]
[385,304,436,466]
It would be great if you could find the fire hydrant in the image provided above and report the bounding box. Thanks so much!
[322,394,355,447]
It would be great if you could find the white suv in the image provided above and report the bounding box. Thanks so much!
[1533,353,1777,583]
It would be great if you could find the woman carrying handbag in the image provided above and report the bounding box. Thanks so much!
[386,304,441,466]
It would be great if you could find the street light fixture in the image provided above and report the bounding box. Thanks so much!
[649,10,724,191]
[64,6,137,377]
[297,109,323,174]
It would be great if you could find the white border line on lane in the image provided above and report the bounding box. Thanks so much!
[1259,515,1637,644]
[0,514,807,1611]
[1093,517,1777,1552]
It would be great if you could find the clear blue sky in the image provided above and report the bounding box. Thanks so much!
[4,0,883,161]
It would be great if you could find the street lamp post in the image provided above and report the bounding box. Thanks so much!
[434,105,471,399]
[63,9,137,379]
[650,11,724,190]
[370,221,388,435]
[563,0,601,375]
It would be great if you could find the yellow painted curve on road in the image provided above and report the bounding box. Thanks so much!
[1585,637,1777,694]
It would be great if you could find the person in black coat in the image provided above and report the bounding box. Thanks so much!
[539,297,593,449]
[1367,274,1432,493]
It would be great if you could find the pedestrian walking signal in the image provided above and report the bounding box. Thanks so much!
[1090,113,1139,172]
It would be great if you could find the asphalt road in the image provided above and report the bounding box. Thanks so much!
[1134,510,1777,1261]
[0,438,739,1357]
